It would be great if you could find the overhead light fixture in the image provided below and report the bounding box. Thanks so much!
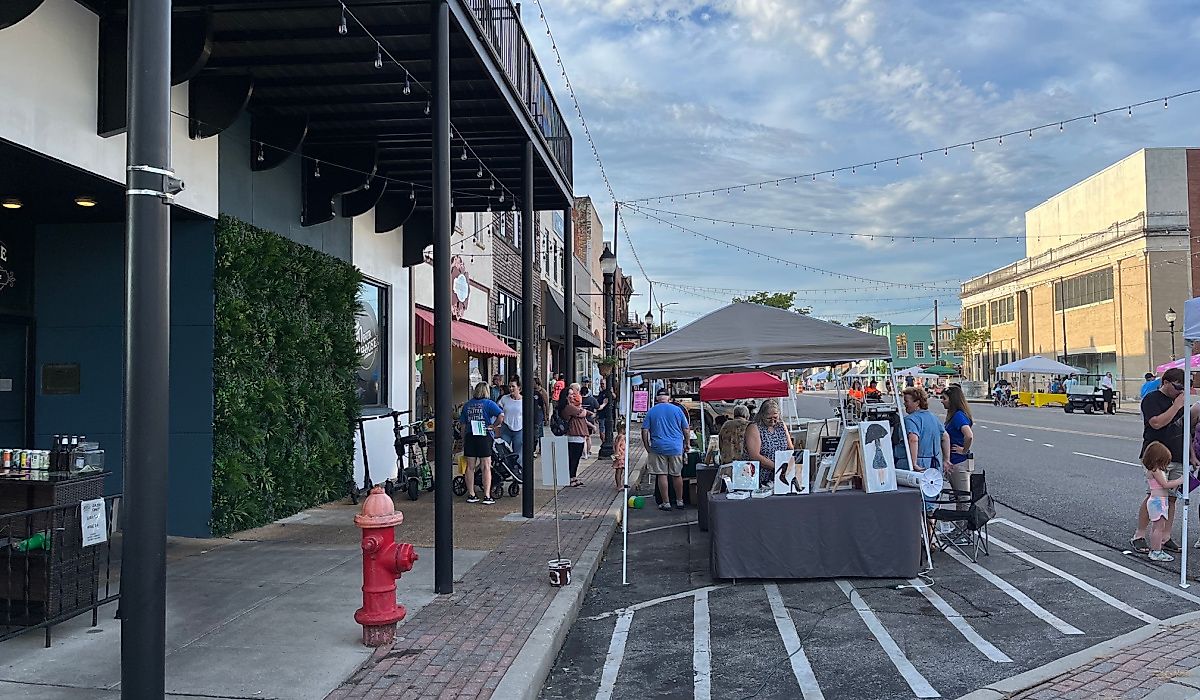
[74,196,97,207]
[1,198,22,209]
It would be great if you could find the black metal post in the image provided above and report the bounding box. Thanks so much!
[1171,320,1178,360]
[598,269,615,459]
[521,142,535,518]
[121,0,172,696]
[431,0,453,595]
[563,206,575,383]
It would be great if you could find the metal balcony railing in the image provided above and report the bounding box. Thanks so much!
[462,0,573,186]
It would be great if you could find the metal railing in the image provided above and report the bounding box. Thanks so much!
[960,212,1188,296]
[462,0,573,184]
[0,495,122,647]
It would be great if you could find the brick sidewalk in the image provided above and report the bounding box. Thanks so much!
[1014,620,1200,700]
[326,446,645,700]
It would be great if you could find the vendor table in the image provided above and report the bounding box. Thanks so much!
[708,488,923,580]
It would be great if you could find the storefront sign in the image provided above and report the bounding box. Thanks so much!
[632,390,649,412]
[355,282,386,406]
[451,255,469,320]
[81,498,107,547]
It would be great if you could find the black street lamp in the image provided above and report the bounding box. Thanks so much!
[1167,307,1178,360]
[644,309,654,343]
[598,244,617,459]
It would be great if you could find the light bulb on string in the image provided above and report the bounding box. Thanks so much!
[944,148,949,156]
[313,161,321,178]
[919,153,923,161]
[409,186,415,201]
[461,148,468,161]
[1128,105,1133,117]
[971,142,975,151]
[1028,129,1033,139]
[256,144,265,163]
[489,179,496,191]
[1059,122,1064,131]
[403,74,411,95]
[998,136,1003,145]
[338,6,348,35]
[1165,97,1169,108]
[499,191,505,203]
[1093,113,1097,124]
[374,44,383,69]
[424,102,430,115]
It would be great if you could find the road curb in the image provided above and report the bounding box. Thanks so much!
[955,610,1200,700]
[492,454,645,700]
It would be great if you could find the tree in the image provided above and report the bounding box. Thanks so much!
[827,319,845,326]
[733,291,811,314]
[849,316,882,331]
[952,328,991,379]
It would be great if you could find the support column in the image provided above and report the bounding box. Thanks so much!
[431,0,453,595]
[521,143,536,518]
[563,205,575,382]
[121,0,172,696]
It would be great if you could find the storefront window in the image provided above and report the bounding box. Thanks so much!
[355,280,388,407]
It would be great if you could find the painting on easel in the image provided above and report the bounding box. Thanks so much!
[859,421,898,493]
[774,449,811,495]
[829,426,862,492]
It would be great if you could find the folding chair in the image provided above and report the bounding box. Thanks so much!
[930,472,994,562]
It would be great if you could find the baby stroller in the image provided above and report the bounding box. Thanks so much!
[452,436,523,499]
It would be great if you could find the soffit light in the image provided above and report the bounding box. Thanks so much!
[74,196,98,207]
[1,198,22,209]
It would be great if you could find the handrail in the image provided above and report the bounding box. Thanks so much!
[460,0,573,185]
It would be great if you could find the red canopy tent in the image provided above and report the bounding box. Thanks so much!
[699,371,789,402]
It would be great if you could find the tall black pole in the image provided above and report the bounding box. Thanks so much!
[521,142,535,518]
[563,205,575,383]
[933,299,939,360]
[598,269,615,459]
[121,0,172,696]
[431,0,453,595]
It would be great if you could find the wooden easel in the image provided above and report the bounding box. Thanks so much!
[829,433,863,492]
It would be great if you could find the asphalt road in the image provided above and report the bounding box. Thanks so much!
[540,392,1200,700]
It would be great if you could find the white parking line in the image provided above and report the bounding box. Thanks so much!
[979,419,1140,442]
[944,549,1083,635]
[629,522,692,536]
[1024,438,1033,442]
[992,429,1001,432]
[694,592,711,700]
[1072,451,1140,467]
[1044,443,1054,448]
[910,581,1012,663]
[992,519,1200,605]
[1007,433,1017,437]
[595,610,633,700]
[990,535,1158,625]
[584,585,731,621]
[765,584,824,700]
[836,580,941,698]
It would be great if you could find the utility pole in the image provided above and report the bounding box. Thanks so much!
[933,299,939,360]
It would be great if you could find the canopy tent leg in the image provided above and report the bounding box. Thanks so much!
[890,362,933,572]
[622,372,632,586]
[1183,340,1192,589]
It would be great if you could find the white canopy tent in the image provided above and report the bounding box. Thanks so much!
[1180,298,1200,587]
[994,355,1085,375]
[618,303,929,583]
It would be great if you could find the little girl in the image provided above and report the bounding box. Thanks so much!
[613,421,627,490]
[1144,441,1184,562]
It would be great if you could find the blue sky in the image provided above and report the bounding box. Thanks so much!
[527,0,1200,326]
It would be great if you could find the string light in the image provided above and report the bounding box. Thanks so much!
[256,144,265,163]
[403,73,411,96]
[409,185,415,201]
[477,165,483,178]
[338,5,347,35]
[424,101,430,116]
[374,44,383,70]
[313,160,320,178]
[461,148,468,161]
[1092,113,1097,124]
[489,179,496,191]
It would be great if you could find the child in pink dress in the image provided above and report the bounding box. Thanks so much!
[613,423,626,490]
[1144,441,1183,562]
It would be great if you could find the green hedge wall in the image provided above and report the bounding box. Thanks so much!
[211,215,361,536]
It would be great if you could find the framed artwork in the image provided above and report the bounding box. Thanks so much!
[774,449,811,495]
[805,419,841,455]
[731,460,759,491]
[859,420,898,493]
[812,455,836,493]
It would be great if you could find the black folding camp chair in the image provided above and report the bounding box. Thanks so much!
[930,472,994,562]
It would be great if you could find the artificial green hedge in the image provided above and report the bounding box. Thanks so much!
[210,215,361,535]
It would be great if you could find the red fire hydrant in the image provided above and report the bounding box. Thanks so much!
[354,486,419,647]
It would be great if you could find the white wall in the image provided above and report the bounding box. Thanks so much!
[353,211,411,413]
[0,0,218,217]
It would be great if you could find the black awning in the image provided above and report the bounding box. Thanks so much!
[544,283,600,348]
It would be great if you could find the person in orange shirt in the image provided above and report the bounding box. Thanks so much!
[847,379,865,402]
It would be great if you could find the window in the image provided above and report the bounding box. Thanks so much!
[1054,268,1114,311]
[914,341,925,359]
[989,296,1015,325]
[355,280,388,407]
[896,333,908,358]
[963,304,987,330]
[496,289,522,343]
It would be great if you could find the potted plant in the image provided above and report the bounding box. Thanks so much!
[598,356,619,376]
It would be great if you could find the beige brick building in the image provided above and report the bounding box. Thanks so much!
[960,148,1199,397]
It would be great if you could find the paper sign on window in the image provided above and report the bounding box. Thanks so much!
[81,498,107,547]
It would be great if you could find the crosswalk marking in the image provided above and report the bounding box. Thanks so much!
[944,548,1084,635]
[693,592,711,700]
[595,610,633,700]
[990,535,1159,624]
[836,580,941,698]
[909,580,1013,663]
[764,584,824,700]
[992,519,1200,605]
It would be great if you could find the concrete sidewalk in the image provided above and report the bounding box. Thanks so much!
[960,613,1200,700]
[325,447,645,700]
[1,448,636,699]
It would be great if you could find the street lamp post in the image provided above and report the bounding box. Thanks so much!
[1167,308,1178,360]
[644,309,654,344]
[599,244,617,459]
[658,301,678,337]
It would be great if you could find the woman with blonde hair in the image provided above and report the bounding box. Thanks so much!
[743,398,793,485]
[458,381,505,504]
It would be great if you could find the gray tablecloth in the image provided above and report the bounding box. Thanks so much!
[696,466,717,532]
[709,488,923,580]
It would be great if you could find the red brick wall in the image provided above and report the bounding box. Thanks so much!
[490,212,543,377]
[1188,149,1200,296]
[573,198,593,265]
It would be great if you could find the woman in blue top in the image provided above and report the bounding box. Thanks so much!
[940,384,975,510]
[459,382,505,504]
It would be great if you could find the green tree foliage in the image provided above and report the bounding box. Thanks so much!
[732,290,812,314]
[849,316,882,331]
[210,216,361,535]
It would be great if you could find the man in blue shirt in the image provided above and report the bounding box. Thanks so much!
[642,388,690,511]
[1141,372,1162,399]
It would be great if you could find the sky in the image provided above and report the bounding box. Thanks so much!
[525,0,1200,328]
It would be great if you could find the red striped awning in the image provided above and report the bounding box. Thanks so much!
[414,309,516,357]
